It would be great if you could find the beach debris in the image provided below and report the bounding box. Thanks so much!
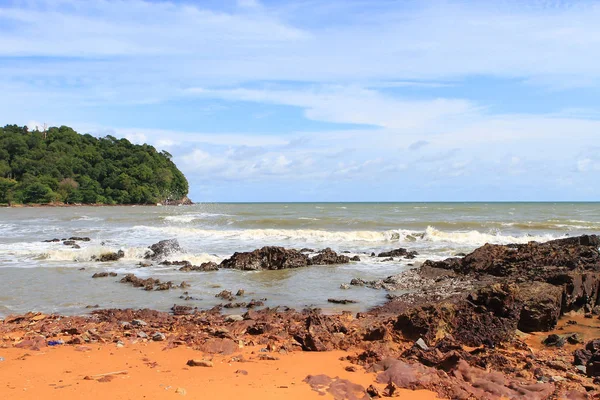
[175,387,187,395]
[152,332,166,341]
[186,359,213,367]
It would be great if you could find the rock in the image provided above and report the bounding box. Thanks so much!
[225,315,244,322]
[131,319,148,327]
[574,349,593,366]
[92,272,117,278]
[63,240,76,246]
[152,332,166,341]
[216,290,234,301]
[175,387,186,395]
[340,284,350,290]
[543,334,566,347]
[187,359,213,367]
[236,289,245,296]
[377,248,418,259]
[517,282,562,332]
[567,333,584,345]
[179,261,218,272]
[350,256,361,262]
[219,246,309,270]
[43,238,60,242]
[364,326,387,341]
[171,305,194,315]
[145,239,182,260]
[415,338,429,350]
[69,237,91,241]
[327,299,358,304]
[95,252,124,262]
[310,248,350,265]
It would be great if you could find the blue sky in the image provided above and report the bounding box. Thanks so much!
[1,0,600,201]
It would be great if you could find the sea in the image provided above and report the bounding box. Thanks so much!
[1,202,599,318]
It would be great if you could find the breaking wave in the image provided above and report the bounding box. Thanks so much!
[134,225,564,247]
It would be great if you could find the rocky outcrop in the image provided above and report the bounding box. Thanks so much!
[423,234,600,279]
[220,246,309,270]
[145,239,181,260]
[377,248,418,259]
[310,248,350,265]
[179,261,218,272]
[219,246,352,271]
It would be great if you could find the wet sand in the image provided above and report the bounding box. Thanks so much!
[0,343,439,400]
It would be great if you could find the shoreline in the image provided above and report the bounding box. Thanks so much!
[1,234,599,398]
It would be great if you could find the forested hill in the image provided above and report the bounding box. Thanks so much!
[0,124,189,205]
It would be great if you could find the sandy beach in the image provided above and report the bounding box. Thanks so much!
[0,341,439,400]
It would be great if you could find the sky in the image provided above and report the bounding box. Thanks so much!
[1,0,600,201]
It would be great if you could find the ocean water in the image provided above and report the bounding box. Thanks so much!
[1,202,599,317]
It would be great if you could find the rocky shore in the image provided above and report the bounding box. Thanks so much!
[2,235,600,399]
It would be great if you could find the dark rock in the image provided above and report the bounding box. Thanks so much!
[179,261,218,272]
[377,248,418,259]
[543,334,566,347]
[145,239,181,260]
[43,238,60,242]
[63,240,76,246]
[574,349,592,366]
[310,248,350,265]
[92,272,117,278]
[327,299,358,305]
[171,305,194,315]
[517,282,562,332]
[95,252,124,262]
[220,246,309,270]
[350,256,361,262]
[364,326,387,341]
[69,237,91,241]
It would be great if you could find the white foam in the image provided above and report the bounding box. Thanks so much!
[163,213,231,223]
[422,226,559,246]
[134,224,566,248]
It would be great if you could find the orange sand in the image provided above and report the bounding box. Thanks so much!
[0,343,440,400]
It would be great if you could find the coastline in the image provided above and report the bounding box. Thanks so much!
[1,226,600,398]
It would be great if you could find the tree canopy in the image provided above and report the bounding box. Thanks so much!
[0,124,189,205]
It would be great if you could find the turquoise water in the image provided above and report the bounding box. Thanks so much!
[1,202,599,317]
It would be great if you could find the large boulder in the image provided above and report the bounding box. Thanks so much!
[219,246,309,270]
[516,282,563,332]
[145,239,181,260]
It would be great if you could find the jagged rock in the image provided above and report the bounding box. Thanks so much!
[216,290,234,301]
[95,251,124,262]
[145,239,181,260]
[310,248,350,265]
[377,248,418,259]
[179,261,218,272]
[516,282,562,332]
[219,246,309,270]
